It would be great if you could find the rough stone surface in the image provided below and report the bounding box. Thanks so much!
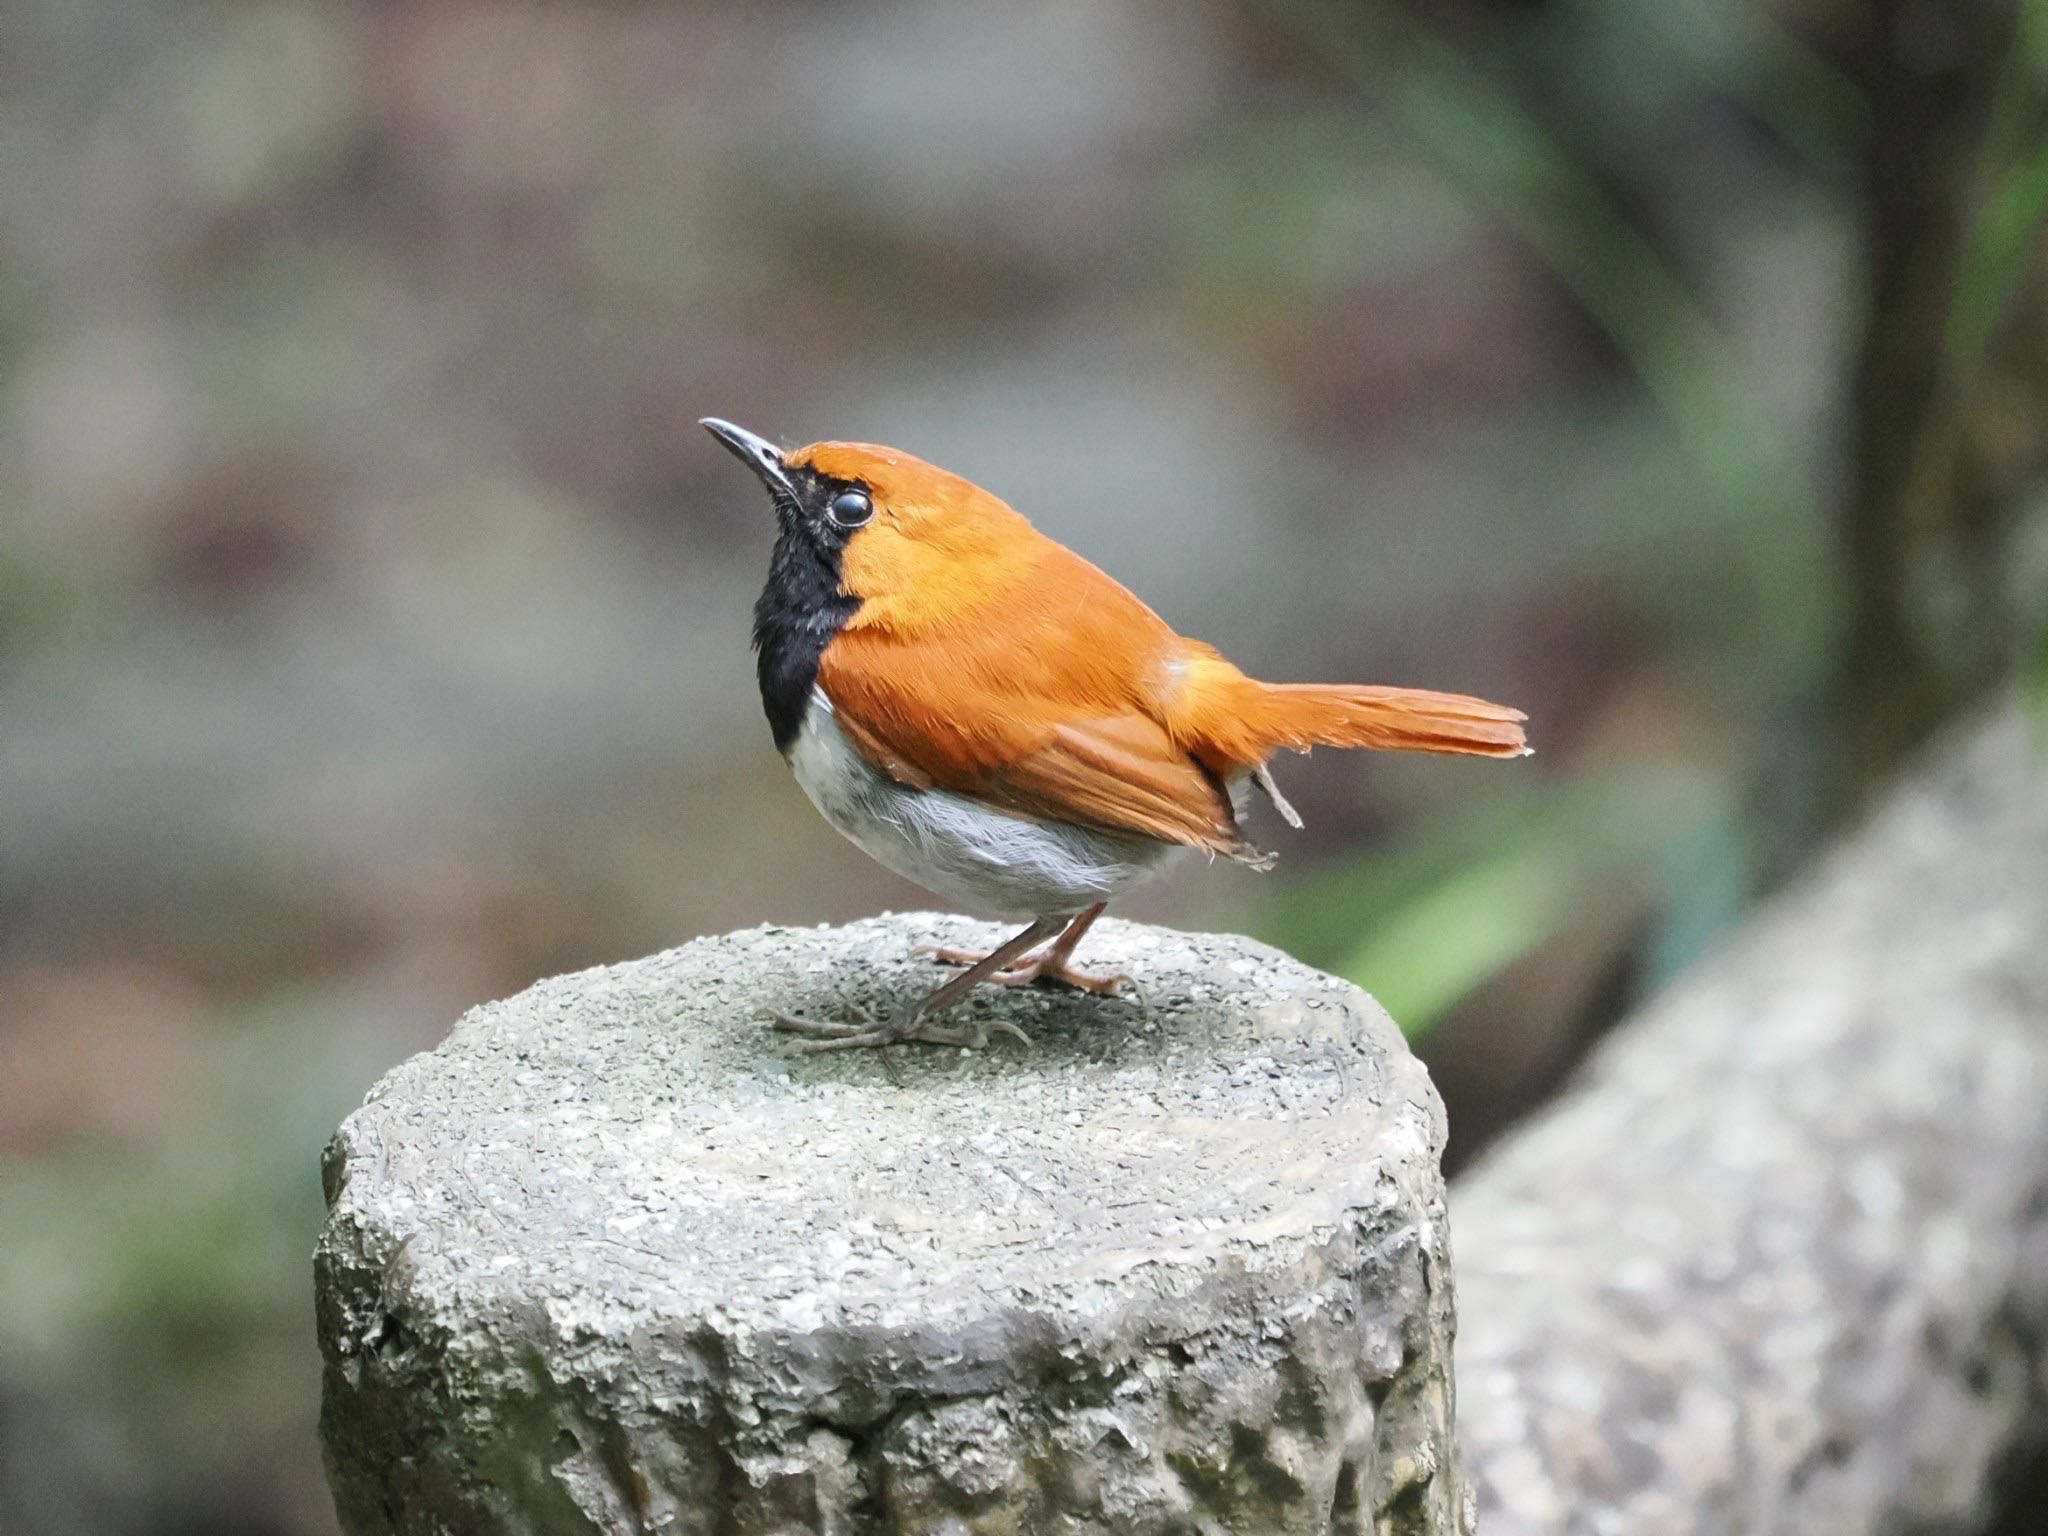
[1454,710,2048,1535]
[316,914,1468,1535]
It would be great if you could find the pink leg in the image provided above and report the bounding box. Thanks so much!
[917,903,1130,996]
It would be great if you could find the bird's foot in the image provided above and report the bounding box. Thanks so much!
[914,944,1131,997]
[767,1005,1029,1053]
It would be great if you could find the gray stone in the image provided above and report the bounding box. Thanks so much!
[1454,711,2048,1534]
[315,913,1468,1536]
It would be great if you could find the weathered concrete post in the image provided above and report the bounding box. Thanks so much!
[315,913,1468,1535]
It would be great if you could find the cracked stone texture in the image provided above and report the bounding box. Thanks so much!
[315,913,1469,1536]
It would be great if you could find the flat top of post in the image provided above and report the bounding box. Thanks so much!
[322,913,1441,1340]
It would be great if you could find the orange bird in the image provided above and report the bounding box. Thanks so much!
[703,419,1528,1050]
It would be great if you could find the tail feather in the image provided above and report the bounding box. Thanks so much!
[1253,682,1529,759]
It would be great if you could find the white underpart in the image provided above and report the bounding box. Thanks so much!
[787,689,1201,918]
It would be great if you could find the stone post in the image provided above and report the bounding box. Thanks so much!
[315,914,1468,1535]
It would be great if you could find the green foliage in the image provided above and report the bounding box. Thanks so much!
[1949,0,2048,375]
[1170,106,1482,299]
[1950,134,2048,375]
[0,543,85,656]
[1253,0,2048,1032]
[2030,612,2048,738]
[0,996,373,1422]
[1334,840,1564,1030]
[1262,770,1744,1036]
[1271,0,1840,677]
[1228,0,1846,1032]
[1584,0,1863,171]
[1927,0,2048,754]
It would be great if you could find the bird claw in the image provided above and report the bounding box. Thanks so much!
[985,1017,1034,1046]
[912,943,991,968]
[768,1004,877,1042]
[1008,963,1132,997]
[915,944,1130,997]
[766,1006,1027,1053]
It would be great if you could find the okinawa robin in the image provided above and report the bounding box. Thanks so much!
[702,419,1528,1050]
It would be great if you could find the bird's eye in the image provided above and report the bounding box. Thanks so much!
[827,488,873,527]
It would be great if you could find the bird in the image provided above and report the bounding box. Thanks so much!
[702,418,1529,1050]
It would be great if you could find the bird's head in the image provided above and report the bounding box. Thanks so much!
[701,419,1033,626]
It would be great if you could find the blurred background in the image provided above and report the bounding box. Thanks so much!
[2,1,2044,1531]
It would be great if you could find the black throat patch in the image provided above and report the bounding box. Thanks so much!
[751,474,863,754]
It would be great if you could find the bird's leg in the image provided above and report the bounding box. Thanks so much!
[916,902,1130,996]
[993,903,1132,994]
[773,915,1066,1051]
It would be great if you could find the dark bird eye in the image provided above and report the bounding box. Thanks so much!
[827,489,873,527]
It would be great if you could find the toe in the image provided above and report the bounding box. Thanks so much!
[913,944,995,969]
[798,1031,892,1053]
[768,1004,878,1040]
[770,1013,854,1040]
[1023,965,1130,996]
[1067,970,1133,997]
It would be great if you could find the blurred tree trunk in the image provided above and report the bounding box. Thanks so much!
[1837,0,2048,796]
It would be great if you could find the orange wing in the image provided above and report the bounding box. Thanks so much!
[816,541,1260,859]
[814,501,1526,852]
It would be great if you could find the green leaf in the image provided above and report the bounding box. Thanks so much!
[1945,0,2048,374]
[1335,844,1572,1033]
[1947,126,2048,373]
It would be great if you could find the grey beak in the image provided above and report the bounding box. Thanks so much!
[701,417,795,500]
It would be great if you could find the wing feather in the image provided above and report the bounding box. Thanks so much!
[815,544,1254,857]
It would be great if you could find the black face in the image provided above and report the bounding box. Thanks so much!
[700,418,869,754]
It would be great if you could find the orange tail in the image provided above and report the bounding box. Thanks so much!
[1251,682,1529,759]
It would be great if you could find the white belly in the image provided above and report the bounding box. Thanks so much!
[786,691,1191,918]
